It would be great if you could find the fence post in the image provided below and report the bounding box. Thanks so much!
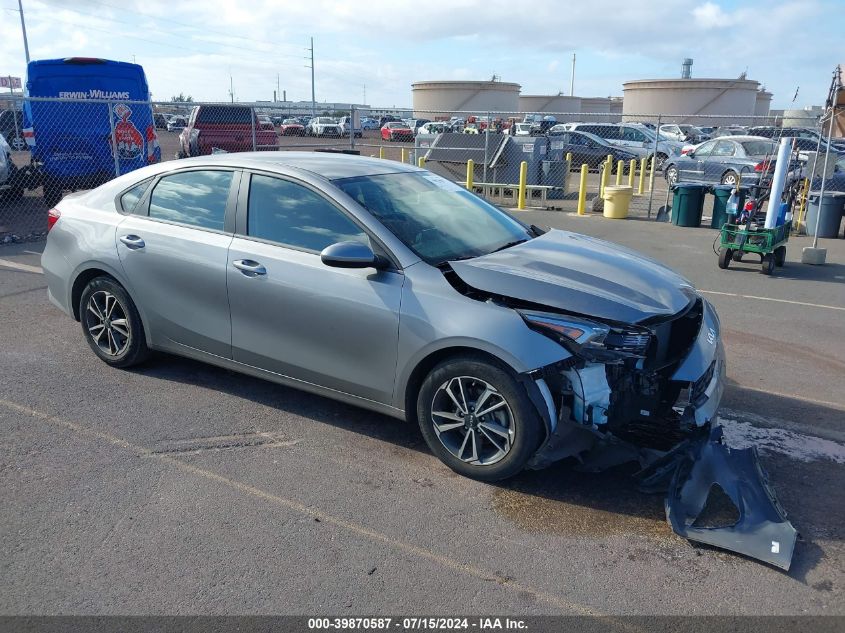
[251,108,256,151]
[577,163,588,215]
[638,158,647,194]
[647,114,661,217]
[517,160,527,210]
[466,159,474,190]
[107,101,119,177]
[616,160,624,186]
[482,110,490,184]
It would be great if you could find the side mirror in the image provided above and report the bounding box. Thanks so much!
[320,241,384,269]
[687,151,695,158]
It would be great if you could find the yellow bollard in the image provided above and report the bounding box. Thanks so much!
[517,160,528,210]
[607,154,614,166]
[600,159,610,199]
[466,159,474,190]
[565,152,572,164]
[577,163,588,215]
[629,159,637,188]
[647,156,655,191]
[638,158,646,195]
[616,160,624,186]
[400,147,407,163]
[379,146,385,160]
[418,156,425,168]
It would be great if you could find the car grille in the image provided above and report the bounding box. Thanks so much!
[605,330,651,354]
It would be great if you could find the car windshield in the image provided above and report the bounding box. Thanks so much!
[741,140,776,156]
[334,172,532,265]
[283,119,297,124]
[317,118,334,124]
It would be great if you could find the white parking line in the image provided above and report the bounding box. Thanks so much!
[700,289,845,312]
[0,258,43,274]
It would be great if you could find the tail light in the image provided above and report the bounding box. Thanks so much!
[754,160,773,172]
[47,208,61,231]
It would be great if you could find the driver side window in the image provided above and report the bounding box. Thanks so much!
[692,141,716,157]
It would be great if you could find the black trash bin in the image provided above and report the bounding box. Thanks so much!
[671,183,707,227]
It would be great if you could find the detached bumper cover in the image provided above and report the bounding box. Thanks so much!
[640,425,797,570]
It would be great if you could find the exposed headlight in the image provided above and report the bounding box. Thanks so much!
[519,310,651,358]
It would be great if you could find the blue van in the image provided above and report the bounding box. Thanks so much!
[23,57,160,205]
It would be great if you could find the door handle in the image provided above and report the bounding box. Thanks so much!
[232,259,267,277]
[119,235,145,250]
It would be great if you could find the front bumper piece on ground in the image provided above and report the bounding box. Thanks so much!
[638,424,797,571]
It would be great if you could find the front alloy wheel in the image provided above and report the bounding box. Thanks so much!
[431,376,514,466]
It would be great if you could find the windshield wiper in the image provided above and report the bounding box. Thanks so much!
[491,238,529,253]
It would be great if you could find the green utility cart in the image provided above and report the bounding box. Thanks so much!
[717,220,791,275]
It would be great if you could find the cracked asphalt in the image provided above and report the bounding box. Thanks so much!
[0,212,843,615]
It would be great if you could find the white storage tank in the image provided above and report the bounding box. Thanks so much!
[412,80,520,118]
[622,78,765,125]
[518,95,581,114]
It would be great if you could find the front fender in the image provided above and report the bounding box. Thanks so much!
[671,298,721,382]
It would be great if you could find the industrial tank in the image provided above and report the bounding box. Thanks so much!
[412,80,520,118]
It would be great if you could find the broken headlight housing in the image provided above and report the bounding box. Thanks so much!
[519,310,651,360]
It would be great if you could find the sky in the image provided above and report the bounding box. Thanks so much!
[0,0,842,109]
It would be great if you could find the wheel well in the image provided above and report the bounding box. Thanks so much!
[402,346,513,425]
[70,268,117,321]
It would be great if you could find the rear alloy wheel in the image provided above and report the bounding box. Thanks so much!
[721,170,739,186]
[417,357,542,481]
[665,165,678,186]
[80,277,149,368]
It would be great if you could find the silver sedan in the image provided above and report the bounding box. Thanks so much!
[42,152,724,483]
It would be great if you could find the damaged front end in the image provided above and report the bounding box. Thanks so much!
[518,298,796,570]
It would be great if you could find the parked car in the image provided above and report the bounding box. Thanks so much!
[417,121,449,135]
[569,123,683,168]
[306,117,343,137]
[746,126,845,153]
[713,126,748,137]
[0,109,26,151]
[663,136,795,187]
[381,121,413,141]
[278,119,305,136]
[337,116,363,138]
[41,151,725,487]
[179,105,277,157]
[407,119,431,134]
[547,129,640,169]
[0,133,23,199]
[258,116,275,131]
[659,124,709,143]
[528,115,557,136]
[378,115,401,128]
[153,113,169,130]
[361,118,379,130]
[23,57,161,206]
[166,116,187,133]
[463,124,480,135]
[511,122,532,136]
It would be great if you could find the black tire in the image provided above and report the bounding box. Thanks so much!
[732,250,744,262]
[79,276,150,368]
[774,245,786,267]
[721,170,739,186]
[718,248,732,269]
[761,253,775,275]
[4,162,24,200]
[43,177,63,207]
[416,355,542,482]
[665,165,678,186]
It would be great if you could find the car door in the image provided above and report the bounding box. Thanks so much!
[679,140,715,181]
[227,171,404,404]
[708,140,739,182]
[568,133,604,167]
[116,168,239,358]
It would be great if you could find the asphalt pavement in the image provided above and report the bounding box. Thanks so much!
[0,213,843,616]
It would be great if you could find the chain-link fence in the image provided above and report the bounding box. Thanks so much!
[1,95,840,245]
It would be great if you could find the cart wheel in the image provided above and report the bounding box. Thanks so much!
[718,248,732,269]
[761,253,775,275]
[774,246,786,267]
[732,251,743,262]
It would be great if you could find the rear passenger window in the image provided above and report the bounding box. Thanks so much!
[247,174,368,252]
[120,179,151,213]
[148,170,233,231]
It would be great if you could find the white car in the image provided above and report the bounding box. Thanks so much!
[512,123,532,136]
[417,121,449,135]
[361,118,379,130]
[306,117,343,137]
[0,133,23,199]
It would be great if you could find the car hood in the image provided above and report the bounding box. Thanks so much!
[449,230,695,324]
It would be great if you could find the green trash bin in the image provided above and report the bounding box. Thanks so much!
[671,183,707,227]
[711,185,750,228]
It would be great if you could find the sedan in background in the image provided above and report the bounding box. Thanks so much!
[417,121,450,135]
[663,136,787,187]
[547,128,640,169]
[278,119,305,136]
[381,121,413,141]
[166,116,187,133]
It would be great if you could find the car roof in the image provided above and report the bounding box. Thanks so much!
[706,135,772,143]
[164,151,422,180]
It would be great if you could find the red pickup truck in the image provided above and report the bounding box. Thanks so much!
[178,105,277,157]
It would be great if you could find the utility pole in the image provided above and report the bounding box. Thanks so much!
[305,37,315,117]
[570,53,576,96]
[18,0,30,64]
[277,74,280,103]
[363,84,366,105]
[229,74,234,103]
